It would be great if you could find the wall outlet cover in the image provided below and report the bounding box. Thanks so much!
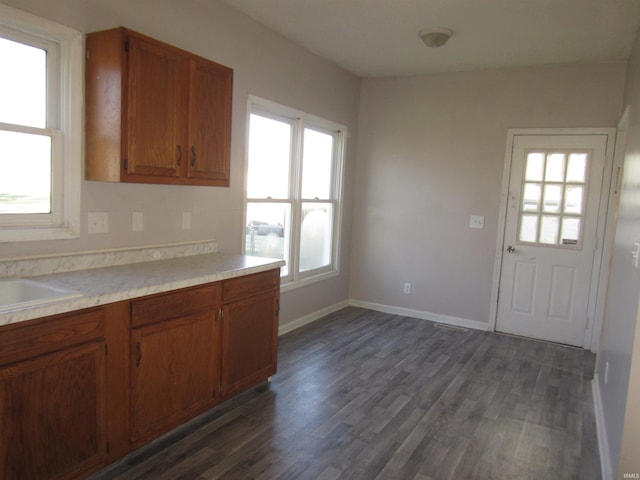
[88,212,109,234]
[469,215,485,229]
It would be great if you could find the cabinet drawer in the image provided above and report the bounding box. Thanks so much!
[0,307,105,366]
[131,284,219,328]
[222,270,279,302]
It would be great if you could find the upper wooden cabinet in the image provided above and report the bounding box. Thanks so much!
[85,28,232,186]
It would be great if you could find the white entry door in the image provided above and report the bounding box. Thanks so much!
[496,133,610,347]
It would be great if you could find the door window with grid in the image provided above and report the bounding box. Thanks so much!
[244,97,345,287]
[518,151,589,248]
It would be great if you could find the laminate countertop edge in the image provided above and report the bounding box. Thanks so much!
[0,253,285,327]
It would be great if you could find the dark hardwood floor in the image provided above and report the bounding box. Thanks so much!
[92,307,600,480]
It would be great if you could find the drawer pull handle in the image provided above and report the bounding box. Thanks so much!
[176,145,182,165]
[135,341,142,367]
[191,146,197,167]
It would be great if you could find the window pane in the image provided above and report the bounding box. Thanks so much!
[299,203,333,272]
[247,114,291,199]
[0,130,51,214]
[545,153,565,182]
[540,215,560,244]
[519,214,538,243]
[245,202,290,276]
[561,218,581,245]
[301,128,333,199]
[522,183,541,212]
[0,37,46,128]
[543,184,562,213]
[566,153,587,183]
[525,153,544,181]
[564,186,583,215]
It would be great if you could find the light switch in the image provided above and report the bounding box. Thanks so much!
[469,215,484,229]
[132,212,144,232]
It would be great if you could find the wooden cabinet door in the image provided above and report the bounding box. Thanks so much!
[221,291,278,396]
[130,310,218,445]
[186,58,232,186]
[125,33,188,182]
[0,342,106,480]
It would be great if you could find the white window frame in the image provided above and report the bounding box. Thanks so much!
[244,95,346,291]
[0,4,82,242]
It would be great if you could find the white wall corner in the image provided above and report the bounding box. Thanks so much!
[592,375,613,480]
[278,300,350,336]
[348,299,490,332]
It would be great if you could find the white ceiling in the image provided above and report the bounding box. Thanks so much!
[218,0,640,78]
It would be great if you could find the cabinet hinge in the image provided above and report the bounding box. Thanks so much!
[219,308,223,320]
[123,158,129,171]
[219,384,223,394]
[124,39,129,52]
[276,300,280,314]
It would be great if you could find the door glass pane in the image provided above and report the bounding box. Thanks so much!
[561,218,581,245]
[566,153,587,183]
[301,129,333,199]
[517,148,590,248]
[545,153,566,182]
[564,186,583,215]
[0,37,46,128]
[0,130,51,214]
[245,202,290,276]
[525,153,544,181]
[522,183,541,212]
[519,214,538,243]
[543,184,562,213]
[247,114,291,199]
[299,203,333,272]
[540,216,559,244]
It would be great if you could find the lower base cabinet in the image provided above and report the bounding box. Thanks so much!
[0,309,106,480]
[130,310,219,445]
[222,290,279,396]
[0,268,279,480]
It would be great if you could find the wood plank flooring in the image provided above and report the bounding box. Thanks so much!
[91,307,600,480]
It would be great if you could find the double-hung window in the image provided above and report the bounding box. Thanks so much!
[0,5,82,242]
[244,96,346,288]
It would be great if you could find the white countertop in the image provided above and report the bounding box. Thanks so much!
[0,253,284,327]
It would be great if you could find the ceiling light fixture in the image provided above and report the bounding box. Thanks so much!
[419,27,453,48]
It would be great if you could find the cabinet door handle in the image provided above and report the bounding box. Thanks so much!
[135,341,142,367]
[176,145,182,165]
[191,146,197,167]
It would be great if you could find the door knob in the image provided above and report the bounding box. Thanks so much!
[506,245,516,253]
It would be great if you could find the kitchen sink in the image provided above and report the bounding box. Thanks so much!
[0,278,83,313]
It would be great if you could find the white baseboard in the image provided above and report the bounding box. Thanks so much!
[278,300,350,336]
[348,299,489,332]
[592,375,613,480]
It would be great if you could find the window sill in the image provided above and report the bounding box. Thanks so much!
[280,269,340,293]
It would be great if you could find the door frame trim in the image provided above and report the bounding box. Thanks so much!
[489,127,616,350]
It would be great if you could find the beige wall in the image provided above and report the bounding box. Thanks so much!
[598,27,640,479]
[350,63,626,325]
[0,0,361,327]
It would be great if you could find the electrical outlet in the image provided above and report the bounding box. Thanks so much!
[88,212,109,234]
[403,282,412,295]
[469,215,485,229]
